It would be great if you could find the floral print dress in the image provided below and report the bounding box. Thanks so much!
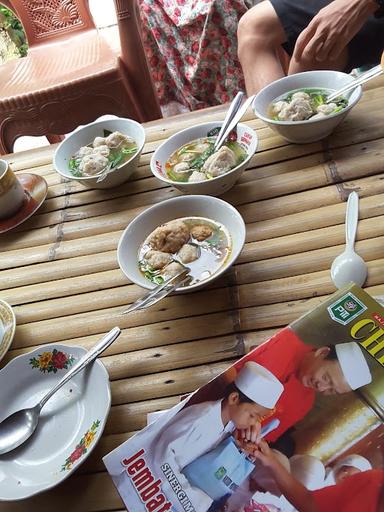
[139,0,254,114]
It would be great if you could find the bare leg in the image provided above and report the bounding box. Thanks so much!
[288,46,349,74]
[237,1,288,94]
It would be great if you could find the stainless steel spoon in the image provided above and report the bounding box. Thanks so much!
[330,191,368,289]
[213,91,244,151]
[327,64,383,103]
[0,326,121,455]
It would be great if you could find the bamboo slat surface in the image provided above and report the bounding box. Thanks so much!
[1,76,384,512]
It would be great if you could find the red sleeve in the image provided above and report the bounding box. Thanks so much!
[312,470,383,512]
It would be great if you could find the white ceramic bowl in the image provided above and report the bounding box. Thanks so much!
[117,195,246,292]
[0,344,110,500]
[53,117,145,189]
[253,70,362,144]
[150,122,258,196]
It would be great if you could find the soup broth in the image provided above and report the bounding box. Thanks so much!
[138,216,231,287]
[165,137,247,183]
[69,129,138,177]
[268,88,348,122]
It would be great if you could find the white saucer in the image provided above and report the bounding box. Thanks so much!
[0,344,111,501]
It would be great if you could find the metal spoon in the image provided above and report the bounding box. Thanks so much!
[213,93,256,151]
[330,191,367,289]
[194,92,254,168]
[213,91,244,151]
[0,327,121,455]
[327,64,383,103]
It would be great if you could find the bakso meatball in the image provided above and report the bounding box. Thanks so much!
[278,97,313,121]
[106,131,134,148]
[93,144,110,157]
[79,154,109,176]
[194,141,211,152]
[316,103,337,116]
[179,152,195,162]
[189,171,207,182]
[272,101,288,115]
[93,136,106,147]
[148,220,190,253]
[76,145,94,158]
[310,112,327,120]
[203,146,236,177]
[191,224,213,241]
[161,261,186,280]
[144,250,172,270]
[173,162,191,175]
[291,91,311,101]
[177,244,200,264]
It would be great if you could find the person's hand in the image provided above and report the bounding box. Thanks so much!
[252,439,277,469]
[292,0,378,64]
[237,422,262,444]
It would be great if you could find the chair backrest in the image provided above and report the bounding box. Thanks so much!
[8,0,95,48]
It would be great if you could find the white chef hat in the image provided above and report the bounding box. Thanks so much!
[335,342,372,390]
[290,454,326,490]
[235,361,283,409]
[333,454,372,474]
[325,454,372,486]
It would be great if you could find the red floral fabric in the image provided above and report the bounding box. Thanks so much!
[139,0,249,112]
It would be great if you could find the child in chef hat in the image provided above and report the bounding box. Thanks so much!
[151,362,284,511]
[223,361,285,431]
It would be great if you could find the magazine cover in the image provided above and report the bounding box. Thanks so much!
[103,284,384,512]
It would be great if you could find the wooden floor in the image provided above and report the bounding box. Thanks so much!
[1,75,384,511]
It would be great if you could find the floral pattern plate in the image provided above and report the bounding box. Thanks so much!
[0,299,16,363]
[0,344,111,501]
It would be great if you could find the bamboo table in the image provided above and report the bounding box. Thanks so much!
[1,75,384,512]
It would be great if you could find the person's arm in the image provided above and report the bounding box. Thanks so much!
[292,0,379,64]
[253,441,320,512]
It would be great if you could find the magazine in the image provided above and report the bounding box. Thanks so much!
[103,283,384,512]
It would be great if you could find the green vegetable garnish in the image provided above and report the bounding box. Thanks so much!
[68,158,82,176]
[140,261,166,285]
[189,145,215,170]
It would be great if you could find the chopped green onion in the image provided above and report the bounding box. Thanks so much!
[122,146,138,155]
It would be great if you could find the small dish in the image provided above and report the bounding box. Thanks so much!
[151,122,258,196]
[0,344,111,501]
[117,195,246,293]
[0,300,16,363]
[53,117,146,189]
[252,70,362,143]
[0,174,48,234]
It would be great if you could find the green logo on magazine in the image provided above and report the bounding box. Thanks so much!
[328,293,367,325]
[215,466,227,480]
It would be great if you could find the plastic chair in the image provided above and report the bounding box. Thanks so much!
[0,0,162,154]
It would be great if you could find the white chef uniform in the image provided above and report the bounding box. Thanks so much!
[149,362,284,512]
[151,399,235,511]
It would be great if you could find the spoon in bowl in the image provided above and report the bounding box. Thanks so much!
[326,63,383,103]
[330,191,368,289]
[0,327,121,455]
[193,91,255,169]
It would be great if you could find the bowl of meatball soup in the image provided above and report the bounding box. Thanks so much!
[53,117,145,189]
[253,70,362,144]
[150,121,258,196]
[117,195,246,292]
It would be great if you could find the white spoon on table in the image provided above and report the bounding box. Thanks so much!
[330,191,368,289]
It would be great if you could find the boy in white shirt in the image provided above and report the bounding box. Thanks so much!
[151,361,284,511]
